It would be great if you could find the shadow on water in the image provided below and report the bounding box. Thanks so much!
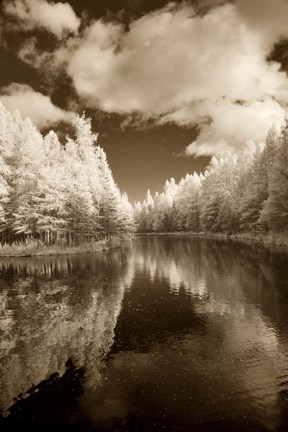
[1,236,288,431]
[0,360,87,432]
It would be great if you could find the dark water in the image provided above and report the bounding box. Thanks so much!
[1,236,288,432]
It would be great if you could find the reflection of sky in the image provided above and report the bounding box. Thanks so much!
[82,325,287,431]
[124,238,288,362]
[97,236,288,431]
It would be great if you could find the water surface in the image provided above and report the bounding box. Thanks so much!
[1,235,288,431]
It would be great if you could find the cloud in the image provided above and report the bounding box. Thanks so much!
[60,2,288,155]
[0,84,73,128]
[5,0,288,156]
[3,0,80,37]
[17,35,76,75]
[183,99,285,156]
[17,37,51,69]
[66,3,288,109]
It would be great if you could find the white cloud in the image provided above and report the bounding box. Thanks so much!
[183,99,285,156]
[62,2,288,155]
[66,3,288,109]
[5,0,288,156]
[0,84,73,128]
[3,0,80,37]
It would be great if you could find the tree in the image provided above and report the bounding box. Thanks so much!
[97,148,122,238]
[0,104,134,245]
[200,158,222,232]
[118,192,135,233]
[260,121,288,231]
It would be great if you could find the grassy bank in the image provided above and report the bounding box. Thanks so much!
[0,237,124,258]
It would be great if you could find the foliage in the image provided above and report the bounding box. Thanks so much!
[0,104,134,246]
[0,238,123,257]
[135,123,288,237]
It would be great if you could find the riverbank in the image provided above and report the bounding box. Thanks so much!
[137,231,288,252]
[199,231,288,252]
[0,237,125,258]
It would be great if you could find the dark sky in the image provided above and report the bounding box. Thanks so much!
[0,0,287,201]
[97,122,209,202]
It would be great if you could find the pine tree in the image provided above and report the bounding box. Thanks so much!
[0,104,134,245]
[34,131,67,242]
[260,120,288,231]
[200,158,221,232]
[97,148,122,238]
[6,115,45,240]
[118,192,135,233]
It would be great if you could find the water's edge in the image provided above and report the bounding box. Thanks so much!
[137,231,288,253]
[0,237,125,259]
[3,231,285,259]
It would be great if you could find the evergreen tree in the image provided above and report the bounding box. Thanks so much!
[97,148,122,238]
[260,121,288,231]
[0,103,134,245]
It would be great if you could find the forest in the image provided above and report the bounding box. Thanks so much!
[0,102,135,246]
[1,100,288,249]
[135,122,288,237]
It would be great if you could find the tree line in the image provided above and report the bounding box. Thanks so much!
[1,99,287,245]
[0,103,135,245]
[135,122,288,235]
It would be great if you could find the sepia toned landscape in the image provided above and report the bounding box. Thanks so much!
[1,0,288,431]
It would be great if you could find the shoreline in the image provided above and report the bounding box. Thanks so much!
[0,237,126,259]
[136,231,288,252]
[3,231,287,258]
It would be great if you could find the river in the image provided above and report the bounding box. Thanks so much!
[1,235,288,431]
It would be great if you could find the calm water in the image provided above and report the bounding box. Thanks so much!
[1,236,288,431]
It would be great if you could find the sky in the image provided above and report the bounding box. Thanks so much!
[0,0,288,202]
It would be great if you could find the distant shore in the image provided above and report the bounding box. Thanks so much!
[137,231,288,252]
[200,231,288,252]
[0,237,125,259]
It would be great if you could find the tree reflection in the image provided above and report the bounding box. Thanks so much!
[1,237,288,432]
[0,248,133,414]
